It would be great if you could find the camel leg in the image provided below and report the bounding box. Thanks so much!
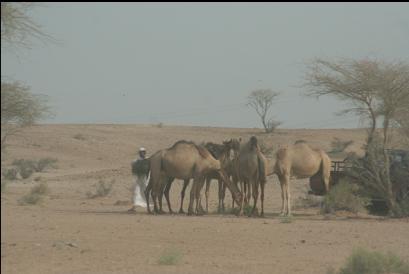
[195,176,206,215]
[158,180,166,214]
[247,181,252,207]
[260,178,265,217]
[219,179,226,213]
[144,179,152,214]
[164,177,174,214]
[187,179,196,216]
[286,175,292,216]
[205,177,211,213]
[179,179,189,214]
[152,189,159,214]
[238,180,245,216]
[250,180,259,217]
[278,175,286,216]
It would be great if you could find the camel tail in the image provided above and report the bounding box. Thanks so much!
[320,152,331,193]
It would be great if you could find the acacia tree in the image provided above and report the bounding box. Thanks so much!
[305,58,409,216]
[1,3,53,161]
[247,89,281,133]
[1,2,53,49]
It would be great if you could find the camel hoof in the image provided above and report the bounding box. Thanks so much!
[179,210,185,214]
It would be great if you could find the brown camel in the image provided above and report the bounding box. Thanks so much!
[203,138,241,213]
[236,136,267,217]
[273,140,331,216]
[146,140,242,215]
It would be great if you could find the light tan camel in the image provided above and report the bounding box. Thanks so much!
[149,139,239,214]
[147,140,242,215]
[236,136,267,217]
[273,141,331,216]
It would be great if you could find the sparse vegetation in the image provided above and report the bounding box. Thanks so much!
[279,216,294,223]
[19,182,49,205]
[321,180,369,214]
[328,247,409,274]
[73,133,86,140]
[86,179,114,199]
[35,157,58,172]
[294,194,323,209]
[157,248,182,265]
[3,168,18,180]
[9,158,58,179]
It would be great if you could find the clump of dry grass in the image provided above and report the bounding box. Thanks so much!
[86,179,114,198]
[157,248,182,265]
[327,247,409,274]
[19,182,49,205]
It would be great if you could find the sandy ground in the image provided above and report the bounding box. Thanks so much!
[1,124,408,274]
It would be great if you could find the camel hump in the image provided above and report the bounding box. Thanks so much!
[169,140,196,150]
[250,136,258,150]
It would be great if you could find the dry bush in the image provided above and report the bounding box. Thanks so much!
[321,180,369,214]
[3,168,18,180]
[157,248,182,265]
[19,182,49,205]
[73,133,86,140]
[329,247,409,274]
[86,179,114,199]
[35,157,57,172]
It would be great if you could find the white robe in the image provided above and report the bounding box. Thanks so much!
[132,158,150,208]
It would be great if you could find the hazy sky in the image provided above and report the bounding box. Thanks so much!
[2,3,409,128]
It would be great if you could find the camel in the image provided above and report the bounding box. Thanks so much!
[147,139,240,214]
[235,136,267,217]
[202,139,241,213]
[272,140,331,216]
[146,140,242,215]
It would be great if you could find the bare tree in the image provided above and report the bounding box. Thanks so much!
[1,2,54,49]
[305,58,409,216]
[1,81,51,156]
[247,89,281,133]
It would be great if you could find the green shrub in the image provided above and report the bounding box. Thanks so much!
[334,247,409,274]
[321,180,369,214]
[157,248,182,265]
[3,168,18,180]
